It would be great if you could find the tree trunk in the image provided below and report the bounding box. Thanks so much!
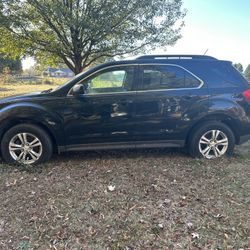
[72,55,84,75]
[61,58,83,75]
[73,63,83,75]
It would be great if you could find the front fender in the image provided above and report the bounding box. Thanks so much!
[0,102,65,146]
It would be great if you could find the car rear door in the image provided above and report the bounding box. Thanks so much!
[133,64,209,145]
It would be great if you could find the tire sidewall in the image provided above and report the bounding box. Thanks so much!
[1,124,53,165]
[189,122,235,158]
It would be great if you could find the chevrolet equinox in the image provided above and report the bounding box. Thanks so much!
[1,55,250,165]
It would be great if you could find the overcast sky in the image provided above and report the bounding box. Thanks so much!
[22,0,250,70]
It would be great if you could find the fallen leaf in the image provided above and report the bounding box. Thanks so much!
[124,246,133,250]
[187,222,193,229]
[191,232,199,239]
[107,185,115,192]
[5,179,17,187]
[214,213,223,219]
[158,223,164,229]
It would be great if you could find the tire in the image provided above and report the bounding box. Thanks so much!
[188,121,235,159]
[1,124,53,165]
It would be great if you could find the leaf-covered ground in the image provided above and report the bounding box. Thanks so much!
[0,144,249,249]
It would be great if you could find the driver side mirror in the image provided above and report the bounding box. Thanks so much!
[72,84,85,95]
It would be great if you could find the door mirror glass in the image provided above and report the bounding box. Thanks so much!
[72,84,85,95]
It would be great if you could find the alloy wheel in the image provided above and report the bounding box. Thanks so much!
[198,130,228,159]
[9,133,43,164]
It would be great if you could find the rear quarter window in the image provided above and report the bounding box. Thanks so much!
[140,65,201,90]
[209,62,248,86]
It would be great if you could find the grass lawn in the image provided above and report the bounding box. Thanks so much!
[0,81,60,98]
[0,82,249,249]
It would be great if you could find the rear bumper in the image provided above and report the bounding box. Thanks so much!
[238,134,250,145]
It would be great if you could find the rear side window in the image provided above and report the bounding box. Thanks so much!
[207,61,249,86]
[139,65,201,90]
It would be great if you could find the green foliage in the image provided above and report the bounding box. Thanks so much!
[233,63,243,73]
[0,54,22,74]
[244,64,250,79]
[0,28,29,58]
[0,0,186,74]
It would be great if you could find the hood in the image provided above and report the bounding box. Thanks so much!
[0,92,43,105]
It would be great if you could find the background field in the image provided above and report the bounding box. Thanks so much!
[0,81,249,249]
[0,78,62,98]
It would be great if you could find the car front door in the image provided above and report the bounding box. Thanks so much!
[64,65,138,147]
[133,64,209,145]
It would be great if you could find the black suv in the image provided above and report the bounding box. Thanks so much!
[1,55,250,165]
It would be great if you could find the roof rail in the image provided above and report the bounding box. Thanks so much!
[136,55,217,60]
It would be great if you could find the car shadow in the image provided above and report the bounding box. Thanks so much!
[0,142,249,173]
[0,147,187,171]
[53,147,187,161]
[49,141,250,163]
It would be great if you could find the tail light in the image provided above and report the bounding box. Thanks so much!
[243,90,250,103]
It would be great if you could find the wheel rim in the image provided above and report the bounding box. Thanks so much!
[9,133,43,164]
[198,130,229,159]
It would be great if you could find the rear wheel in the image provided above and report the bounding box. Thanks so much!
[188,122,235,159]
[1,124,53,165]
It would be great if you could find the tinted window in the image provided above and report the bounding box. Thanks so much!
[209,62,249,86]
[82,66,134,94]
[140,65,201,90]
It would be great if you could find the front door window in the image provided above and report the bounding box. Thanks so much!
[82,66,135,94]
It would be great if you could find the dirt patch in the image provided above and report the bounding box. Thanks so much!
[0,145,249,249]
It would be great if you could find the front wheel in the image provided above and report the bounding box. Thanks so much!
[1,124,53,165]
[188,122,235,159]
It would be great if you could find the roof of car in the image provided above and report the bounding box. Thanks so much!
[135,55,217,60]
[89,55,222,69]
[95,55,232,70]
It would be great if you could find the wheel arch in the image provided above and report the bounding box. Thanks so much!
[186,113,240,145]
[0,118,58,153]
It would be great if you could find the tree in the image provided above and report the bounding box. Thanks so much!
[244,64,250,79]
[0,0,185,74]
[233,63,243,73]
[0,54,22,74]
